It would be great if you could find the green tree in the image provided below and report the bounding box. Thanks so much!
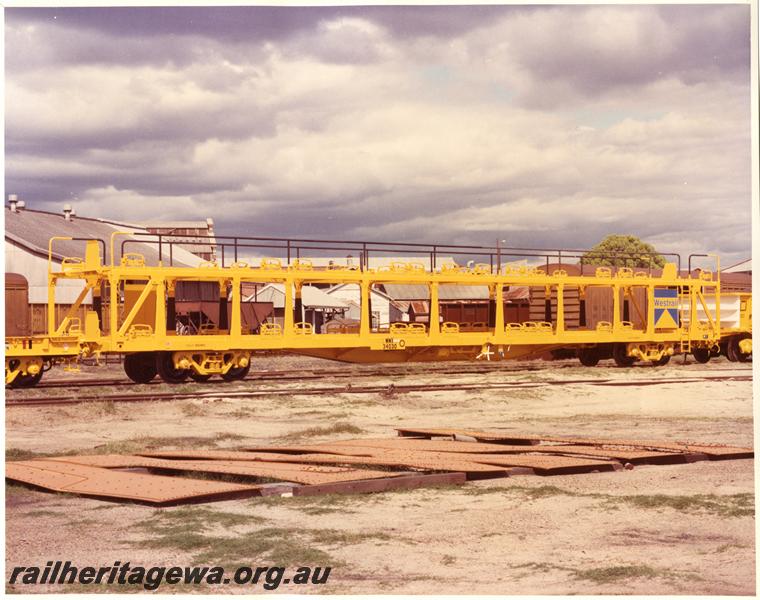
[582,234,666,268]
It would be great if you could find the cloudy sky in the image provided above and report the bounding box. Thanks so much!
[4,5,752,263]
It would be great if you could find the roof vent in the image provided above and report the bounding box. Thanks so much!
[63,203,76,221]
[8,194,25,213]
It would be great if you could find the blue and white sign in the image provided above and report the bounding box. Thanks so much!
[653,288,679,329]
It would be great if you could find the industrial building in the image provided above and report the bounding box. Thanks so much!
[5,198,212,333]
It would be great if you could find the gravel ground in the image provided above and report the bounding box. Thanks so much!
[5,355,755,594]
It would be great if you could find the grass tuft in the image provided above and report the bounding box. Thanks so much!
[283,421,363,440]
[574,564,661,583]
[6,448,43,460]
[608,493,755,518]
[180,402,207,417]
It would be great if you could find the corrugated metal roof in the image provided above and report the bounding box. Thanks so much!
[325,284,394,303]
[408,301,429,314]
[504,286,530,301]
[722,259,751,274]
[381,284,491,300]
[244,256,456,269]
[244,284,348,309]
[5,208,202,267]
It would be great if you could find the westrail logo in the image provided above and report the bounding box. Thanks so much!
[653,298,679,308]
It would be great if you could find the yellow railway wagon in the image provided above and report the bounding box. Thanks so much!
[5,233,751,387]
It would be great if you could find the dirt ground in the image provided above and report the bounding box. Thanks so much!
[4,356,755,594]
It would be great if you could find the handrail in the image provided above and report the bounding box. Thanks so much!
[114,230,682,273]
[110,231,135,267]
[688,253,720,282]
[48,237,73,274]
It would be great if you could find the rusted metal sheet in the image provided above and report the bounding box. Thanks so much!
[321,438,523,454]
[396,427,538,445]
[141,450,297,461]
[325,439,692,464]
[395,428,754,458]
[466,454,622,474]
[6,460,260,505]
[521,445,697,464]
[662,445,753,459]
[292,472,467,497]
[243,445,377,456]
[146,447,508,477]
[232,451,509,479]
[9,429,752,505]
[49,455,398,485]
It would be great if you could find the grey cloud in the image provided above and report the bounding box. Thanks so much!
[6,7,331,42]
[7,6,515,40]
[6,5,512,70]
[4,5,752,266]
[505,5,749,105]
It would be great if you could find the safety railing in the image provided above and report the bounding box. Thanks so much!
[115,231,682,275]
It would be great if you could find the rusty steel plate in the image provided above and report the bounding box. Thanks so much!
[233,451,509,477]
[468,453,622,474]
[50,455,398,486]
[520,445,695,464]
[314,438,687,462]
[144,448,506,475]
[346,438,692,464]
[395,428,753,457]
[262,449,612,477]
[6,460,260,504]
[396,427,539,444]
[526,438,753,457]
[293,472,467,497]
[315,439,698,464]
[141,450,295,461]
[243,445,376,456]
[666,445,754,459]
[318,438,529,454]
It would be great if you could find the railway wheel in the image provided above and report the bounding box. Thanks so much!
[222,363,251,382]
[6,358,45,388]
[653,354,671,366]
[730,335,752,363]
[612,343,635,367]
[692,348,711,364]
[156,352,190,384]
[577,347,600,367]
[725,339,739,362]
[9,371,43,388]
[189,372,213,383]
[124,352,157,384]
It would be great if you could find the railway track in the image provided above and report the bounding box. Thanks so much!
[5,373,752,408]
[11,363,546,390]
[10,361,752,391]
